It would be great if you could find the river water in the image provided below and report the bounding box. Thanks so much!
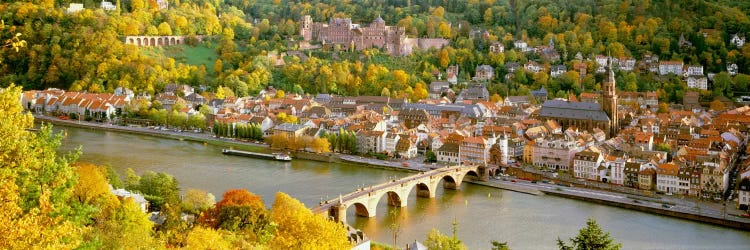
[56,126,750,249]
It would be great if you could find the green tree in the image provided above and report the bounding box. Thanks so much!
[491,241,511,250]
[557,218,621,250]
[425,227,467,250]
[181,189,216,215]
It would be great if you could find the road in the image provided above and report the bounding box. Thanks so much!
[491,176,750,222]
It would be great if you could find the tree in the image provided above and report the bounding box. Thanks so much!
[269,192,349,249]
[425,228,467,250]
[426,150,437,163]
[713,72,732,97]
[657,103,669,113]
[73,163,111,204]
[214,59,224,75]
[185,226,232,250]
[0,86,83,248]
[655,143,671,153]
[182,189,216,215]
[275,90,285,99]
[158,22,173,36]
[311,137,331,153]
[710,100,726,112]
[381,87,391,97]
[201,189,273,242]
[557,218,621,250]
[491,241,511,250]
[92,198,157,249]
[216,85,226,99]
[133,171,180,210]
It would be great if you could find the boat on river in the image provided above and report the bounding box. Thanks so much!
[222,149,292,162]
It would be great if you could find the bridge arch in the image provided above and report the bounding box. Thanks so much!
[351,202,369,217]
[150,37,155,46]
[170,37,176,45]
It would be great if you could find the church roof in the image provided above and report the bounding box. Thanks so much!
[539,100,610,122]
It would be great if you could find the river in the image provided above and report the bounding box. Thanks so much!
[56,126,750,249]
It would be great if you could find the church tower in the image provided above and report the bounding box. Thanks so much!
[602,58,618,138]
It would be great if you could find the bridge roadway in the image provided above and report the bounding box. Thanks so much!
[312,165,481,223]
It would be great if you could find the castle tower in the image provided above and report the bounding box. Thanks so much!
[602,58,618,138]
[300,15,313,41]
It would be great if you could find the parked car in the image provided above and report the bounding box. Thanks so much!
[531,180,537,184]
[511,179,517,183]
[662,204,672,208]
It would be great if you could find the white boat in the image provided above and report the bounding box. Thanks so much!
[273,153,292,161]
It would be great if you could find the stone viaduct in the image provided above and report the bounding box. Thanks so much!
[123,35,204,47]
[312,165,481,223]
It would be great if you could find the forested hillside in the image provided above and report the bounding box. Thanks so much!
[2,0,750,101]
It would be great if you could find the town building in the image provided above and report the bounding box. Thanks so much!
[273,123,309,140]
[460,136,491,166]
[435,143,460,164]
[474,65,495,81]
[638,168,656,191]
[399,109,431,129]
[659,61,684,76]
[550,65,567,78]
[66,3,84,14]
[532,135,580,171]
[455,83,489,103]
[396,137,418,159]
[573,149,603,180]
[739,177,750,210]
[686,76,708,90]
[731,34,745,48]
[656,163,679,194]
[100,1,116,11]
[489,42,504,53]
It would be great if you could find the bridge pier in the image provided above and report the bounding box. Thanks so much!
[330,205,347,223]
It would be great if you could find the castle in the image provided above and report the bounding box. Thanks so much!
[300,15,449,56]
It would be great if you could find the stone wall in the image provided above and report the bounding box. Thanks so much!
[123,35,204,47]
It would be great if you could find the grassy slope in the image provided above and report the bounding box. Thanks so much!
[141,42,218,73]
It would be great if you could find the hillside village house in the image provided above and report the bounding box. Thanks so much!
[659,61,684,75]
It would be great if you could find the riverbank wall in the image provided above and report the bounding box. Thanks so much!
[292,151,339,162]
[544,190,750,230]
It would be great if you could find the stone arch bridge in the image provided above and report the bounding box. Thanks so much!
[123,35,204,47]
[312,165,482,223]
